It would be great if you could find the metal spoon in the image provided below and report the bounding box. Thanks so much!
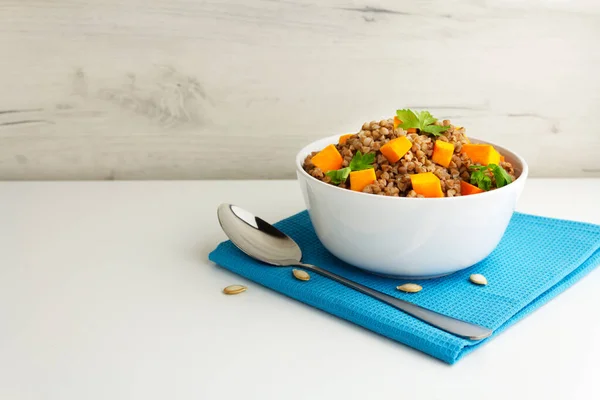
[217,203,492,340]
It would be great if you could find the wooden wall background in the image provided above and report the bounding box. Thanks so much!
[1,0,599,180]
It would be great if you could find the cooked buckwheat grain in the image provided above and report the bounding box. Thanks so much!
[302,118,516,197]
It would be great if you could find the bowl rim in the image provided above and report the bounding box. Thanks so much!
[295,133,529,202]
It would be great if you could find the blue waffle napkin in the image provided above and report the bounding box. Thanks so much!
[208,211,600,364]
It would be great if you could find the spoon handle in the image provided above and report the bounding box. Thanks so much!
[298,263,492,340]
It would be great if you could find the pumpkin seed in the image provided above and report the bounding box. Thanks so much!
[469,274,488,285]
[396,283,422,293]
[223,285,247,295]
[292,269,310,281]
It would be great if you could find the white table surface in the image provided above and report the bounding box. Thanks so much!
[1,179,600,400]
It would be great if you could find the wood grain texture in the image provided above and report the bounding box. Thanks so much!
[0,0,599,180]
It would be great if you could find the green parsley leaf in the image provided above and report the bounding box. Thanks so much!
[488,164,513,188]
[395,109,420,129]
[395,108,450,137]
[469,165,492,191]
[325,151,375,185]
[416,110,437,127]
[325,167,351,185]
[324,150,376,185]
[472,172,492,191]
[422,124,450,137]
[349,151,375,171]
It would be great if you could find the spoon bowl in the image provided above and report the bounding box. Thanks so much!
[217,204,301,266]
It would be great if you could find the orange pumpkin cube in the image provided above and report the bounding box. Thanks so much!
[431,140,455,168]
[460,180,484,196]
[494,148,502,162]
[350,168,376,192]
[379,136,412,163]
[393,116,402,129]
[339,134,354,145]
[410,172,444,198]
[461,144,501,166]
[311,144,343,172]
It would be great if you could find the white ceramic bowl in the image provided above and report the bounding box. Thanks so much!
[295,134,528,279]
